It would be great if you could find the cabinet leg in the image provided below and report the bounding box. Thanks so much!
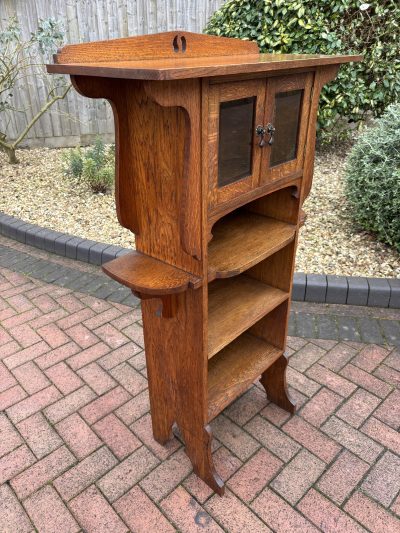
[179,424,224,496]
[146,360,175,444]
[151,411,174,445]
[260,354,296,414]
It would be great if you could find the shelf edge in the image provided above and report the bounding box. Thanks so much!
[102,250,202,296]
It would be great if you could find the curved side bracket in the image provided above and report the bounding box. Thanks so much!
[144,79,202,260]
[71,75,140,235]
[301,64,339,205]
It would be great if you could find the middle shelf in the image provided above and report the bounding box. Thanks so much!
[208,274,289,358]
[208,211,296,281]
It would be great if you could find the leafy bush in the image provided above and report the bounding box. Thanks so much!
[63,137,115,193]
[64,147,83,178]
[205,1,400,140]
[345,103,400,251]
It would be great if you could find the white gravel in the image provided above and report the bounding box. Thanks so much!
[0,145,399,278]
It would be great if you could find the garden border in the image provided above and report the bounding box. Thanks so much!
[1,211,399,309]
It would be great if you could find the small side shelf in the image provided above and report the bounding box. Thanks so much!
[208,211,296,281]
[102,251,202,296]
[208,275,289,358]
[208,332,282,420]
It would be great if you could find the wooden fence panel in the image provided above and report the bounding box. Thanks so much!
[0,0,224,146]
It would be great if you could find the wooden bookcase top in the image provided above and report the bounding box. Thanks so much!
[47,31,362,80]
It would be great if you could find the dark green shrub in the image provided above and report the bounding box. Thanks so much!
[205,1,400,140]
[345,103,400,251]
[63,147,83,178]
[62,137,114,193]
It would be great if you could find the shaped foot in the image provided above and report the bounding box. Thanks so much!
[179,424,224,495]
[260,354,296,414]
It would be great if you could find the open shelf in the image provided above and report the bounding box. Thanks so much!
[208,211,296,281]
[208,274,289,358]
[208,332,282,420]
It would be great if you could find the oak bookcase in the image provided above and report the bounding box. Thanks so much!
[48,31,361,495]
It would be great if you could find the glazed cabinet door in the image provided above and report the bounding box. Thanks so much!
[208,79,266,207]
[260,73,313,183]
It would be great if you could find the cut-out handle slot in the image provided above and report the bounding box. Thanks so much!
[181,35,187,52]
[172,34,187,53]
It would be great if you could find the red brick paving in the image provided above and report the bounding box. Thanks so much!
[55,412,102,459]
[0,412,22,457]
[23,485,80,533]
[297,488,366,532]
[114,485,175,533]
[345,491,400,533]
[227,448,282,503]
[16,412,62,459]
[270,449,325,504]
[69,485,128,533]
[336,388,381,428]
[316,450,370,505]
[0,264,399,532]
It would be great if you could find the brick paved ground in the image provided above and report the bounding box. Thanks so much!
[0,239,399,532]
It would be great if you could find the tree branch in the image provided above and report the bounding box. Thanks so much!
[11,83,71,149]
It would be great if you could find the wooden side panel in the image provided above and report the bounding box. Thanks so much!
[249,300,289,350]
[246,184,301,225]
[245,186,301,352]
[124,81,202,275]
[55,31,259,64]
[144,79,202,260]
[141,286,223,494]
[71,75,203,275]
[248,282,296,414]
[141,287,207,437]
[247,240,297,293]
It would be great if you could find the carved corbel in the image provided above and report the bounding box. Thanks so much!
[71,75,140,235]
[301,64,340,204]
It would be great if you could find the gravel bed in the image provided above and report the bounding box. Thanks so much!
[0,146,399,278]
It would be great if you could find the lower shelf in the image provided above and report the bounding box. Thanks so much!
[208,275,288,358]
[207,332,282,421]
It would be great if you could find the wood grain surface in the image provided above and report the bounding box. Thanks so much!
[208,275,289,358]
[102,251,201,295]
[208,211,296,280]
[208,333,282,420]
[53,31,259,64]
[48,30,361,80]
[57,32,361,494]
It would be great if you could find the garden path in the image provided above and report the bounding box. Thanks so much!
[0,234,399,533]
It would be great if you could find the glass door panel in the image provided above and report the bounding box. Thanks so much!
[261,73,312,183]
[208,79,266,207]
[270,90,303,167]
[218,97,255,187]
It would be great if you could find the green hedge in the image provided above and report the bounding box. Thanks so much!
[345,103,400,251]
[205,0,400,140]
